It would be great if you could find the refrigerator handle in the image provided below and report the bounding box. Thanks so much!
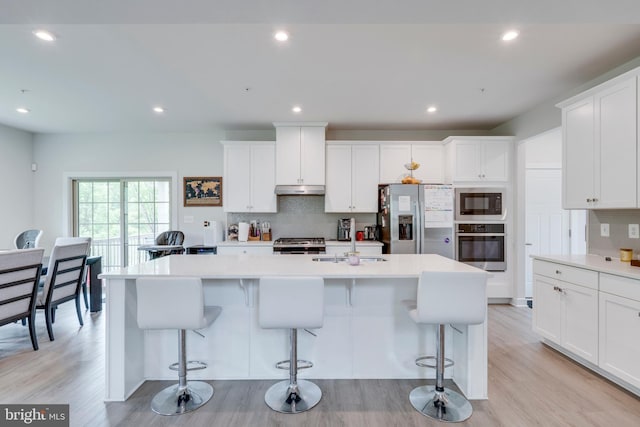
[414,200,421,254]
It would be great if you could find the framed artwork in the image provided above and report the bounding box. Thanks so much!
[183,177,223,207]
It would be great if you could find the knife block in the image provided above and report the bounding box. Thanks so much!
[261,232,271,241]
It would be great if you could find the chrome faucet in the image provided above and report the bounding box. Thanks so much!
[350,217,356,253]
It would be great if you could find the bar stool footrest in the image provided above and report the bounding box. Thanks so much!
[275,359,313,370]
[415,355,454,369]
[169,360,208,371]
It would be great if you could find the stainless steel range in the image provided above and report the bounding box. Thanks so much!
[273,237,326,254]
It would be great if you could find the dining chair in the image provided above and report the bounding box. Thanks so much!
[149,231,185,259]
[53,237,92,310]
[0,249,44,350]
[36,242,89,341]
[13,229,43,249]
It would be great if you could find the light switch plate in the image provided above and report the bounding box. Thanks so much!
[629,224,639,239]
[600,223,610,237]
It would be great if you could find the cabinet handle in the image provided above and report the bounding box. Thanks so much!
[593,198,598,202]
[586,198,592,202]
[555,270,561,274]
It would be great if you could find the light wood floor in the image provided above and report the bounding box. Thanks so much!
[1,304,639,427]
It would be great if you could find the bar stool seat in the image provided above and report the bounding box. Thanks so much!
[404,270,486,423]
[136,277,221,416]
[259,276,324,414]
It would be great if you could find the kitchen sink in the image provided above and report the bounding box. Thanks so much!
[312,256,387,263]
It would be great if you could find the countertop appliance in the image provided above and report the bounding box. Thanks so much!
[273,237,326,254]
[377,184,454,257]
[455,187,506,221]
[456,223,506,271]
[337,219,352,241]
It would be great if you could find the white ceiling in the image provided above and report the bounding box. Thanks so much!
[2,1,640,134]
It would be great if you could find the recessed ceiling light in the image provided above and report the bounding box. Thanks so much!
[274,31,289,42]
[502,30,519,41]
[16,107,30,114]
[292,106,302,113]
[153,106,165,114]
[427,106,437,113]
[33,29,56,42]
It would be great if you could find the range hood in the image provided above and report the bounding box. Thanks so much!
[274,185,325,195]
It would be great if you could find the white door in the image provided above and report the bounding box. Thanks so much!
[275,126,301,185]
[250,144,277,212]
[224,144,252,212]
[525,169,569,297]
[379,144,412,183]
[351,145,380,212]
[325,145,353,212]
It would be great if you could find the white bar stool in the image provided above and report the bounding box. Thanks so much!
[136,277,222,416]
[259,276,324,414]
[404,270,487,423]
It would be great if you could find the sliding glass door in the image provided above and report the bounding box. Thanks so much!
[74,178,172,271]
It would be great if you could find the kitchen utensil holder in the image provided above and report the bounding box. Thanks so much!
[247,235,260,241]
[262,232,271,241]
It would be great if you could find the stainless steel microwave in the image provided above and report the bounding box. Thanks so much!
[455,188,506,221]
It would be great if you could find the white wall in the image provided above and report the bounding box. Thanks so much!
[32,131,226,250]
[0,123,34,248]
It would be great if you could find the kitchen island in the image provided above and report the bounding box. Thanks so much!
[100,254,488,402]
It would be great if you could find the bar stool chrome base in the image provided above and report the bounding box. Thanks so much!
[264,379,322,414]
[151,381,214,416]
[409,385,472,423]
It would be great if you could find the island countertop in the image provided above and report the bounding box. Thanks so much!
[101,253,488,402]
[99,253,485,280]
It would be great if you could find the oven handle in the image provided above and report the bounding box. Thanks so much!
[456,233,505,237]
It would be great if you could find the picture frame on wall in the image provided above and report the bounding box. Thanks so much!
[183,176,223,207]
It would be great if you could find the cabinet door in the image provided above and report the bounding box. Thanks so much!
[351,145,380,212]
[325,145,353,212]
[482,142,509,181]
[379,144,412,183]
[250,144,277,212]
[563,98,595,208]
[561,282,598,364]
[453,142,482,181]
[300,126,326,185]
[532,275,562,344]
[596,78,637,208]
[275,126,301,185]
[599,292,640,388]
[224,145,252,212]
[411,144,444,183]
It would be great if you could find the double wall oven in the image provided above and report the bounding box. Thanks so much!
[454,187,507,272]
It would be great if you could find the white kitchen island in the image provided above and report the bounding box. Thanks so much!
[100,254,488,402]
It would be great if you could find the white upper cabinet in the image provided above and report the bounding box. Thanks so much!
[325,143,380,213]
[444,137,512,183]
[379,142,443,183]
[560,74,638,209]
[274,123,327,186]
[223,141,277,213]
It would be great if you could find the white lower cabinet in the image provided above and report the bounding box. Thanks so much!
[532,260,598,364]
[217,245,273,255]
[598,274,640,389]
[325,244,383,256]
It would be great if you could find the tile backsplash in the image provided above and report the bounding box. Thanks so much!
[589,210,640,259]
[226,195,377,240]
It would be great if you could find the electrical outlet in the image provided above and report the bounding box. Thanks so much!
[600,223,610,237]
[629,224,639,239]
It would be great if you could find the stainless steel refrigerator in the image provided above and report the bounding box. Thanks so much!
[377,184,454,257]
